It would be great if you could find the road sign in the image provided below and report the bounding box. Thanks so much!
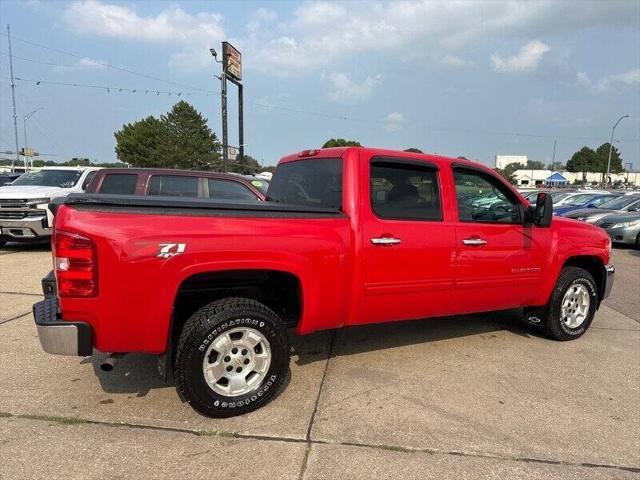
[227,146,238,161]
[222,42,242,82]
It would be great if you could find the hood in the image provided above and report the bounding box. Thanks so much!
[564,207,610,218]
[596,212,640,224]
[0,185,73,200]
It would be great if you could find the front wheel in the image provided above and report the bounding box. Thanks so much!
[537,267,598,341]
[175,297,290,418]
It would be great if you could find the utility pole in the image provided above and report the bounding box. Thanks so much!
[605,115,629,188]
[551,139,557,166]
[23,108,43,171]
[238,82,244,163]
[7,25,20,171]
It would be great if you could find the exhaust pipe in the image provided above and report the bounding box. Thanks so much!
[100,353,125,372]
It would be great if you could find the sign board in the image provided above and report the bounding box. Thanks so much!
[227,146,238,161]
[222,41,242,82]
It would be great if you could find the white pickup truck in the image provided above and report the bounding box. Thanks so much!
[0,167,100,246]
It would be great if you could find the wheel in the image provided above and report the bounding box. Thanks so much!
[635,233,640,250]
[0,240,6,248]
[175,297,290,418]
[541,267,598,341]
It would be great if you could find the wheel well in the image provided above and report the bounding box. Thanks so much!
[562,256,606,305]
[171,269,302,350]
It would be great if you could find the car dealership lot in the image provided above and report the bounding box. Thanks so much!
[0,245,638,479]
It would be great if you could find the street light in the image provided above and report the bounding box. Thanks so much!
[23,108,43,170]
[605,115,629,188]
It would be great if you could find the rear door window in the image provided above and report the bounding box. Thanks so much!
[148,175,199,197]
[98,174,138,194]
[208,179,258,201]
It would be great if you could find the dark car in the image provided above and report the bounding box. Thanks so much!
[0,172,22,186]
[554,193,621,216]
[564,194,640,224]
[86,168,265,201]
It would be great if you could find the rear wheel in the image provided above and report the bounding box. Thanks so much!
[535,267,598,341]
[175,297,290,418]
[635,233,640,250]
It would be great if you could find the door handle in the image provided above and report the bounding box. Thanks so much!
[371,237,401,246]
[463,237,487,246]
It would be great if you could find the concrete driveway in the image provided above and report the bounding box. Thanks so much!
[0,245,638,479]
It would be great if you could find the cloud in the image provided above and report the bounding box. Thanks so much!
[439,54,474,68]
[54,57,107,72]
[491,40,550,73]
[577,68,639,92]
[63,0,225,70]
[245,0,636,76]
[385,112,406,132]
[326,73,382,103]
[597,68,640,92]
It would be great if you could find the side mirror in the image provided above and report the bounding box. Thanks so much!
[534,192,553,227]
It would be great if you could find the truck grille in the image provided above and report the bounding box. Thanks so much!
[0,209,47,219]
[0,199,31,208]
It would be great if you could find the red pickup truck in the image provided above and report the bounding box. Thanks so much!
[34,147,614,417]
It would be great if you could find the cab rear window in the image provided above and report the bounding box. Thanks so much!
[267,159,342,210]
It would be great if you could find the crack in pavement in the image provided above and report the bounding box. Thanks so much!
[0,312,31,326]
[0,291,42,297]
[1,411,638,474]
[299,329,337,480]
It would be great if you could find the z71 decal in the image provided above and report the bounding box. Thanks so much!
[157,243,186,258]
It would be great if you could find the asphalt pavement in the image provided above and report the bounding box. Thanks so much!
[0,244,638,479]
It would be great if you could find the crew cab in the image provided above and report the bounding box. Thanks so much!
[0,167,100,245]
[86,168,266,201]
[33,147,614,417]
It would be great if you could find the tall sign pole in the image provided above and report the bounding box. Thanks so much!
[238,83,244,162]
[221,69,228,173]
[7,25,20,170]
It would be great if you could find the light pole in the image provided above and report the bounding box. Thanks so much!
[23,108,43,170]
[210,48,229,173]
[605,115,629,188]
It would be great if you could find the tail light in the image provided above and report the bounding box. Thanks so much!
[54,230,98,297]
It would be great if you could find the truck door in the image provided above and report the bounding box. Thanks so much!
[358,155,456,324]
[451,166,549,313]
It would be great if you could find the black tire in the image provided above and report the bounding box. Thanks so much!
[0,238,7,247]
[175,297,290,418]
[635,233,640,250]
[541,267,598,341]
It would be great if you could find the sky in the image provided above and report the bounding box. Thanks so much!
[0,0,639,168]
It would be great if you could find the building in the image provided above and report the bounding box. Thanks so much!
[513,169,640,188]
[495,155,528,170]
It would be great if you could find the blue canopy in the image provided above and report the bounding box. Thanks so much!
[546,172,568,182]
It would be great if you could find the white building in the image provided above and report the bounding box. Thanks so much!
[495,155,528,170]
[513,169,640,187]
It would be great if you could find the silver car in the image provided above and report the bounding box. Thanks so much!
[565,195,640,224]
[595,213,640,248]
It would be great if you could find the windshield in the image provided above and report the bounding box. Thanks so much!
[11,170,82,188]
[245,177,270,194]
[599,196,640,210]
[550,192,571,202]
[564,194,597,205]
[267,158,342,209]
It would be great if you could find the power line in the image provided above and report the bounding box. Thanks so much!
[0,32,214,93]
[7,76,215,97]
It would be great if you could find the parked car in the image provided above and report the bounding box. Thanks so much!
[0,172,22,186]
[86,168,265,201]
[0,167,100,246]
[564,194,640,223]
[554,193,621,216]
[34,147,613,417]
[594,212,640,249]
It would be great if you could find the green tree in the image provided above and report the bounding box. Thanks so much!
[595,143,623,174]
[495,162,525,185]
[114,116,168,168]
[566,146,598,172]
[404,148,423,153]
[548,161,566,171]
[160,101,221,170]
[229,154,261,175]
[114,101,221,170]
[322,138,361,148]
[526,160,545,170]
